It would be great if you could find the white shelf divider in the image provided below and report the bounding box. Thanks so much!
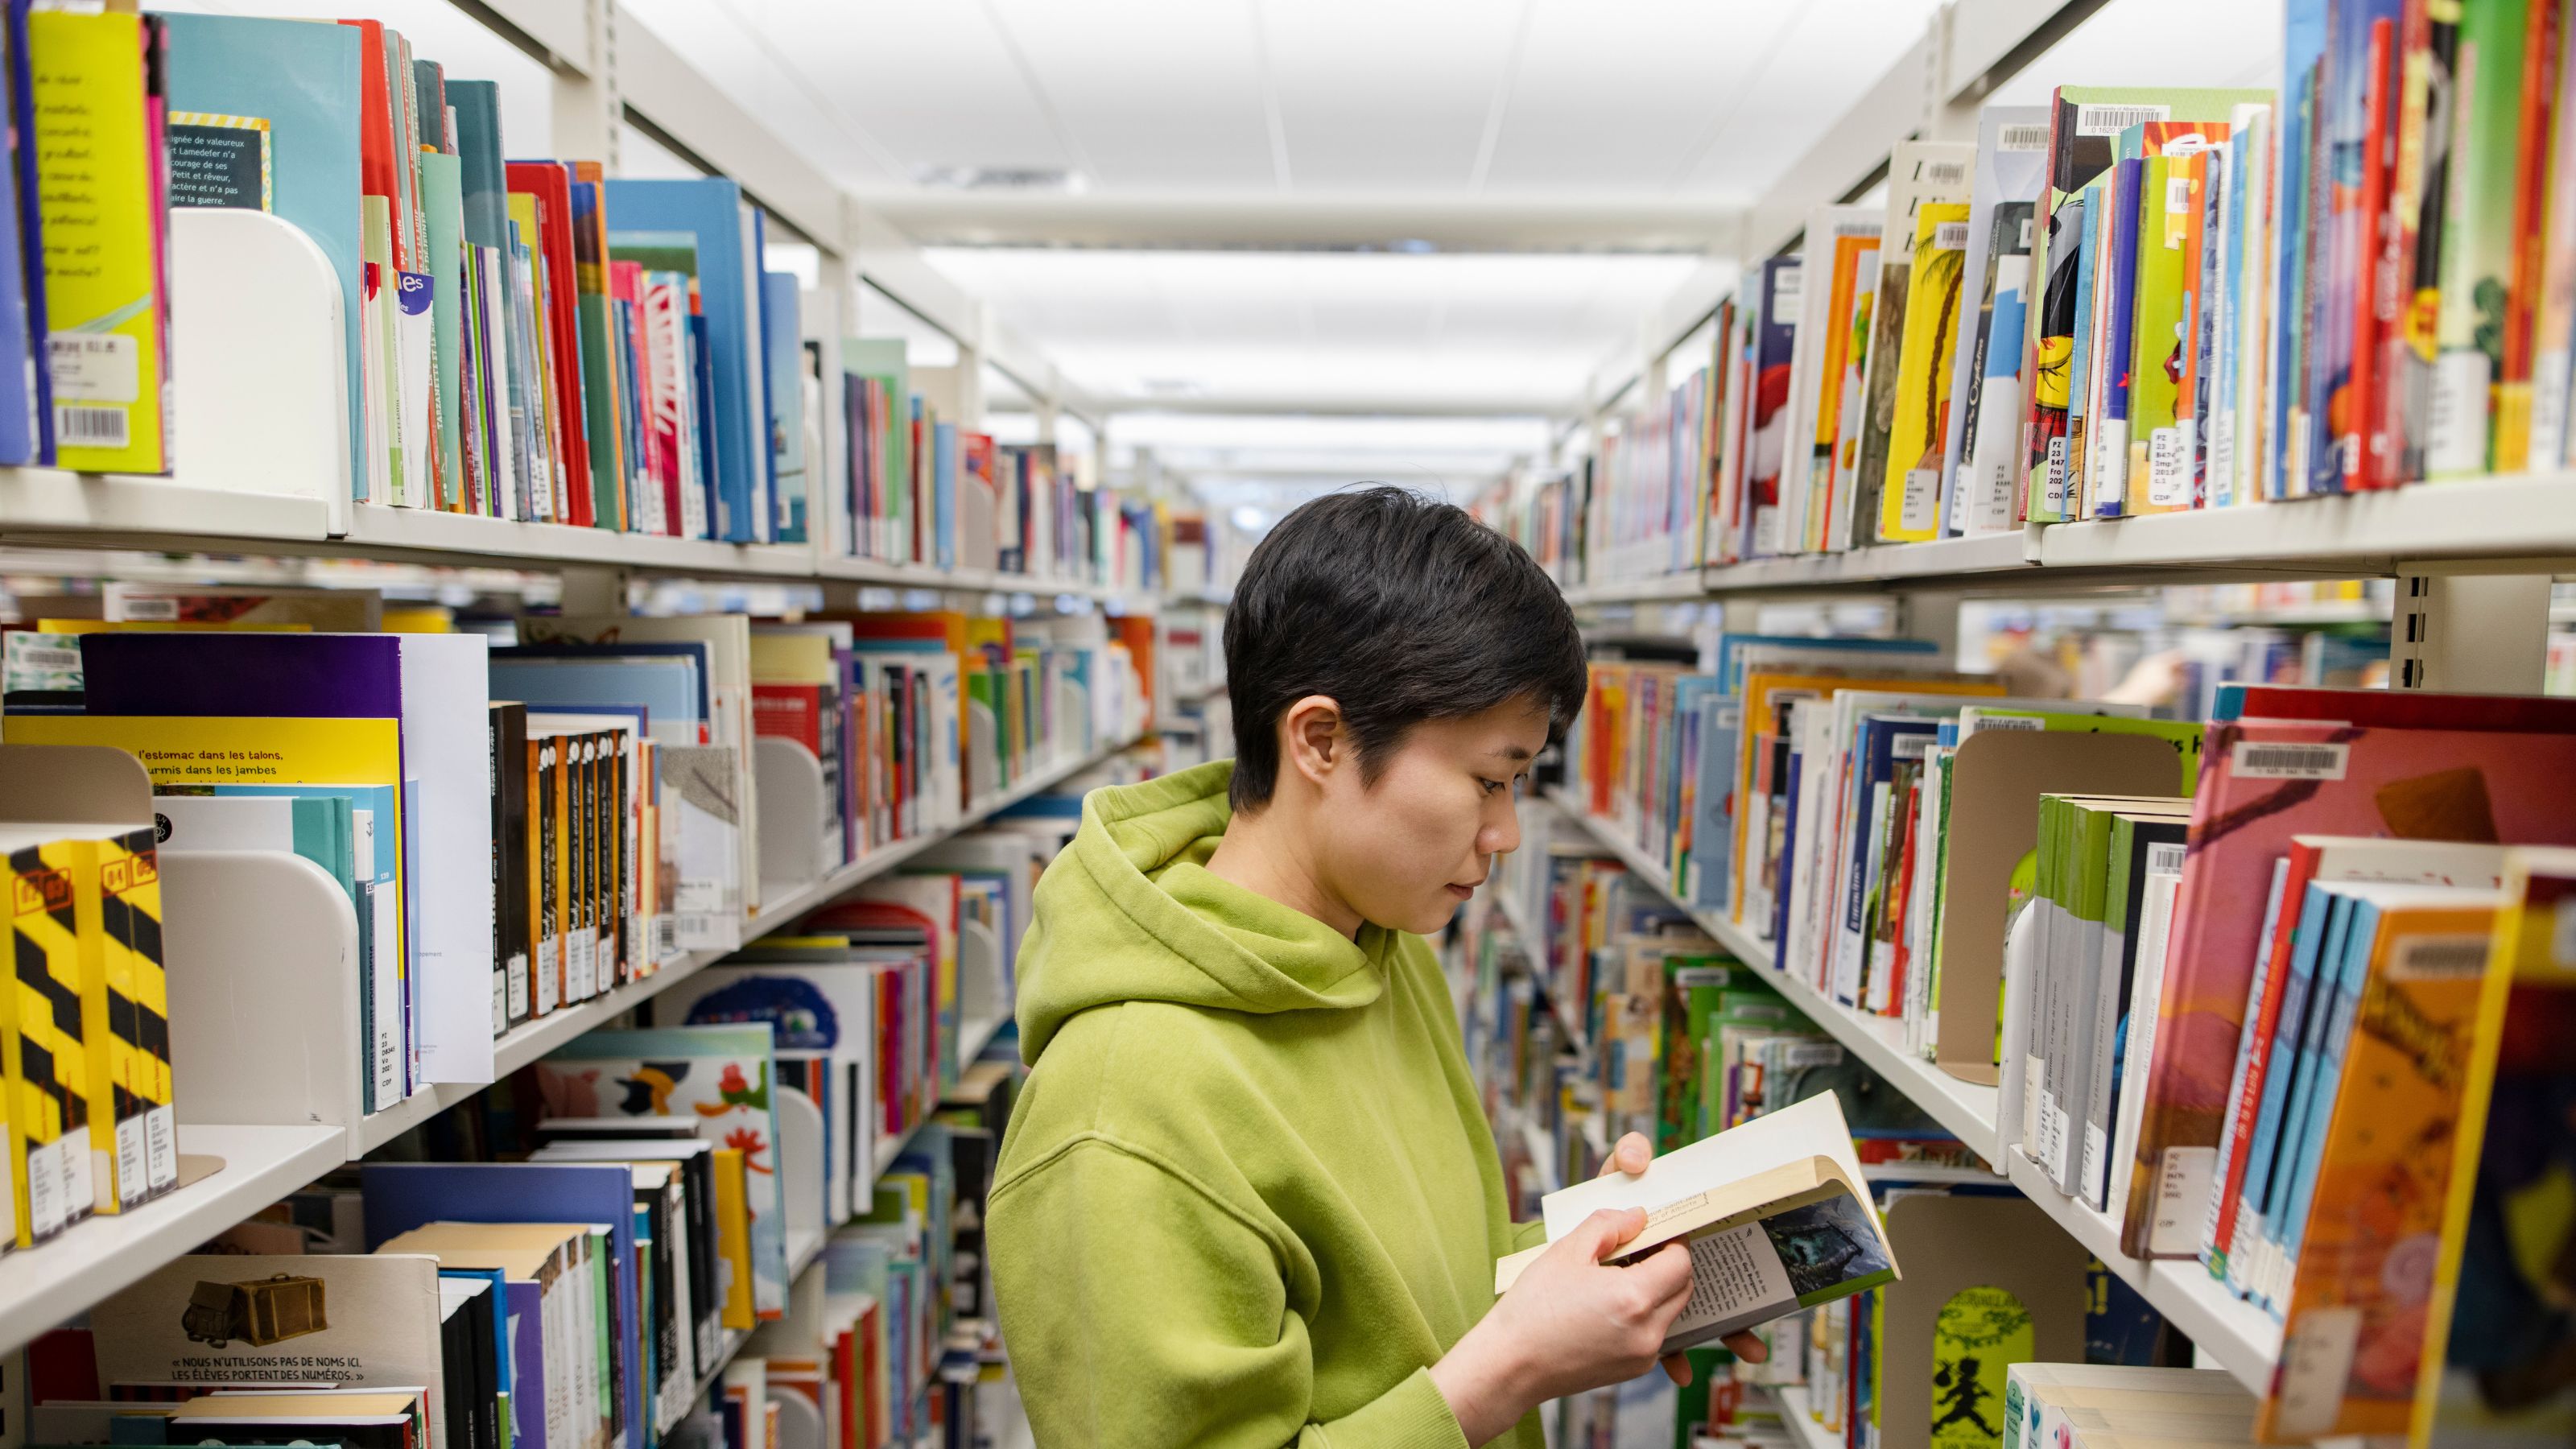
[1769,1385,1846,1449]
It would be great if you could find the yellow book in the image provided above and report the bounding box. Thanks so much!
[711,1146,756,1331]
[28,9,166,473]
[7,717,411,1099]
[97,824,171,1208]
[1877,203,1972,542]
[4,832,100,1244]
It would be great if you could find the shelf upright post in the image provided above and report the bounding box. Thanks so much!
[2389,568,2552,692]
[550,0,624,172]
[1894,591,1964,663]
[558,563,632,614]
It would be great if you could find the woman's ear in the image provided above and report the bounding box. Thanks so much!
[1281,694,1345,792]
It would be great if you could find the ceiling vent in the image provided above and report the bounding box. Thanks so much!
[912,165,1088,193]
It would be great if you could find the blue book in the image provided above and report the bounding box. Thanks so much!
[689,309,720,535]
[492,658,700,747]
[2268,888,2385,1312]
[2062,188,2099,517]
[2095,156,2144,518]
[601,177,764,541]
[761,270,805,543]
[1841,715,1938,1005]
[2,0,42,461]
[157,13,365,492]
[2252,882,2363,1296]
[2233,878,2339,1292]
[747,208,773,543]
[932,420,958,570]
[0,5,35,464]
[497,641,712,726]
[363,1162,646,1449]
[2275,0,2330,499]
[1771,718,1806,950]
[1690,695,1740,909]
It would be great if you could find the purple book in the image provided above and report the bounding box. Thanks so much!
[76,631,404,716]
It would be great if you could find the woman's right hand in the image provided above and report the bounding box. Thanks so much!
[1429,1208,1695,1447]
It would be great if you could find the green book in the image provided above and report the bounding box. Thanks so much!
[2430,0,2529,477]
[417,152,466,512]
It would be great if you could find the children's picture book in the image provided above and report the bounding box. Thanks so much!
[538,1024,791,1320]
[1493,1093,1897,1354]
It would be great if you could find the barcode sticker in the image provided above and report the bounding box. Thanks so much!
[2272,1307,2362,1439]
[2076,103,2171,136]
[2390,933,2491,980]
[1967,714,2045,733]
[1923,159,1969,185]
[1785,1042,1845,1067]
[2231,741,2351,779]
[1772,266,1804,305]
[1933,221,1971,251]
[2165,175,2194,217]
[56,404,130,448]
[2017,216,2033,250]
[1893,733,1935,759]
[1997,123,2050,151]
[2146,841,2189,875]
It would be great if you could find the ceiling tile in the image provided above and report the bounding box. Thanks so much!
[1253,0,1523,189]
[1480,0,1795,194]
[986,0,1278,188]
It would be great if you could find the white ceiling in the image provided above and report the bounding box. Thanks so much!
[609,0,1945,470]
[614,0,1947,207]
[918,247,1716,415]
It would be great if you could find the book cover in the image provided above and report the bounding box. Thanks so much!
[28,9,166,472]
[2411,847,2576,1445]
[1942,105,2050,532]
[1851,143,1972,549]
[1497,1094,1897,1354]
[2428,0,2529,476]
[3,830,98,1242]
[601,179,765,543]
[92,1253,449,1449]
[2128,716,2576,1258]
[2262,890,2498,1441]
[1877,202,1970,542]
[537,1025,789,1323]
[1742,256,1801,558]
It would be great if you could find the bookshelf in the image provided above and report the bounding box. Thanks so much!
[1769,1385,1844,1449]
[0,733,1136,1360]
[1534,789,2292,1395]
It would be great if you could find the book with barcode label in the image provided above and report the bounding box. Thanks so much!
[2021,86,2272,524]
[1944,105,2052,537]
[1847,140,1975,551]
[2125,705,2576,1261]
[1877,200,1973,543]
[1492,1092,1898,1356]
[2256,886,2500,1441]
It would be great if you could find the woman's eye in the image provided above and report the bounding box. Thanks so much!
[1480,778,1506,796]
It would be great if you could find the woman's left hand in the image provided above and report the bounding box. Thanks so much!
[1596,1130,1772,1386]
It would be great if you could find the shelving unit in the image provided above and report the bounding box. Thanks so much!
[1556,473,2576,607]
[1534,789,2300,1394]
[357,735,1138,1152]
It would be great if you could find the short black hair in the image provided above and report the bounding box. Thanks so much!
[1224,484,1587,813]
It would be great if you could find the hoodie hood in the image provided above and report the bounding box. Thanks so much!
[1015,758,1395,1062]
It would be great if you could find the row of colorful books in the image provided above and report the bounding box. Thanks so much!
[1551,662,2576,1440]
[1516,1,2576,583]
[0,588,1146,1117]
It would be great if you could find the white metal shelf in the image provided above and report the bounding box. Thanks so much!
[2002,1156,2282,1396]
[1769,1386,1845,1449]
[1551,473,2576,605]
[0,477,1158,604]
[358,734,1137,1152]
[0,1123,347,1358]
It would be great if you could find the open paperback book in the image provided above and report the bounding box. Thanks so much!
[1492,1092,1898,1355]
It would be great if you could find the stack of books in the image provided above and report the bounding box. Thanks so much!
[1,815,171,1250]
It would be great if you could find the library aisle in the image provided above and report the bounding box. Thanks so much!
[0,1,2568,1447]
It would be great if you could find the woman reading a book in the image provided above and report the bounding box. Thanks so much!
[989,485,1760,1448]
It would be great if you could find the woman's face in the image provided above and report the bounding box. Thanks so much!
[1314,696,1553,936]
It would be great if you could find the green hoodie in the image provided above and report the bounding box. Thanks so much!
[990,761,1546,1448]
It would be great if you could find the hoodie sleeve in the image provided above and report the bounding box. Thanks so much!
[991,1135,1472,1449]
[1510,1219,1548,1254]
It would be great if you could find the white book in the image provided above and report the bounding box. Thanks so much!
[1496,1093,1897,1355]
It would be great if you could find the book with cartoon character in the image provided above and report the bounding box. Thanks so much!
[537,1024,788,1319]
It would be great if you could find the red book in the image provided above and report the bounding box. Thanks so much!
[2348,19,2395,487]
[336,19,402,270]
[751,683,822,758]
[2220,683,2576,732]
[506,162,592,526]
